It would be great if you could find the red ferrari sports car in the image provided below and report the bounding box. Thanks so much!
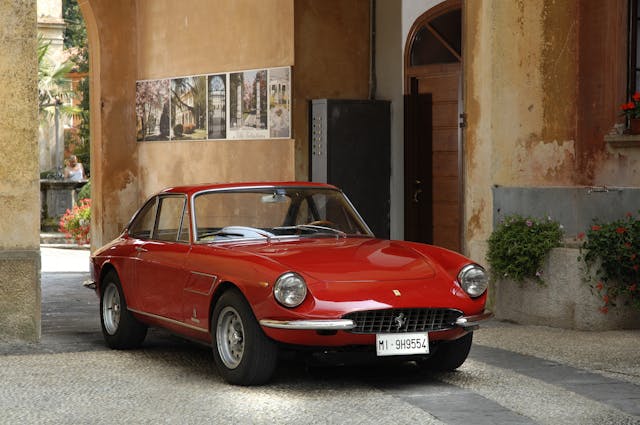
[89,182,492,385]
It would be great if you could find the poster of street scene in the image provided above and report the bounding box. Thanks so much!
[171,75,207,140]
[268,67,291,138]
[228,69,268,139]
[207,74,227,139]
[136,79,170,141]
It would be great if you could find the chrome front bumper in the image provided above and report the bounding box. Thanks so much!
[259,310,493,331]
[259,319,355,330]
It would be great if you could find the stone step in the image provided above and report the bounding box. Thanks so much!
[40,232,72,245]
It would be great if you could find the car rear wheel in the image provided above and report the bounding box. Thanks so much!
[422,332,473,371]
[100,271,147,349]
[212,289,278,385]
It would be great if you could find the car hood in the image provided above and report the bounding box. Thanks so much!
[229,237,437,282]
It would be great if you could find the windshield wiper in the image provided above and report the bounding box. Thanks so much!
[273,225,346,238]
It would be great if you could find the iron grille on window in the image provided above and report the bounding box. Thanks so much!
[344,308,463,334]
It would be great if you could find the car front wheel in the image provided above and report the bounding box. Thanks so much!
[212,289,278,385]
[100,271,147,349]
[422,332,473,371]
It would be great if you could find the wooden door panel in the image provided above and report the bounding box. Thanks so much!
[433,152,459,177]
[432,103,459,126]
[417,75,459,101]
[433,176,458,202]
[433,129,458,151]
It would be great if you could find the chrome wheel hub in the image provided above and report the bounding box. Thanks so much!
[102,283,121,335]
[216,306,245,369]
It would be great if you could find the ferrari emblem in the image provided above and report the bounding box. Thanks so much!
[393,289,401,297]
[393,313,407,330]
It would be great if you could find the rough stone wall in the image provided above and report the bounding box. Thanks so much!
[0,0,41,341]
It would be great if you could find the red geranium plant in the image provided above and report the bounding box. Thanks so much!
[620,92,640,118]
[580,212,640,313]
[58,198,91,245]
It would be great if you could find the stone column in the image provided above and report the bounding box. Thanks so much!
[0,0,41,342]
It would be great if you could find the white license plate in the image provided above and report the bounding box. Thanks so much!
[376,332,429,356]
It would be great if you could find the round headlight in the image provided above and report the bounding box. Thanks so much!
[274,272,307,308]
[458,264,489,297]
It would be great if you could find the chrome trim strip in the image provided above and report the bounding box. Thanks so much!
[259,319,355,330]
[184,271,218,296]
[191,271,216,278]
[455,310,494,329]
[128,308,209,333]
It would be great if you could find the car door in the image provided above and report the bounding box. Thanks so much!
[134,194,191,321]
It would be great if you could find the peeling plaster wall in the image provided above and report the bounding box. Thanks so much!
[465,0,579,261]
[84,0,139,246]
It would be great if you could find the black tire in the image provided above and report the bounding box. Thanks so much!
[100,270,148,349]
[422,332,473,371]
[211,289,278,385]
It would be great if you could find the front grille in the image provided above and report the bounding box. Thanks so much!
[344,308,463,334]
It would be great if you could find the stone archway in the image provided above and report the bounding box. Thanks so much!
[0,0,41,342]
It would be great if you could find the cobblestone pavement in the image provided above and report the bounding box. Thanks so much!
[0,248,638,424]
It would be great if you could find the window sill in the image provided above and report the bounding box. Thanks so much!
[604,134,640,148]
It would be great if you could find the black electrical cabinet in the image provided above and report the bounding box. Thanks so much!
[310,99,391,238]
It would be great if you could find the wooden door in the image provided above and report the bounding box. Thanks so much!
[404,1,462,252]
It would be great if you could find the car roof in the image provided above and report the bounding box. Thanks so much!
[158,181,339,196]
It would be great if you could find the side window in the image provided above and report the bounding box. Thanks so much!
[128,198,157,239]
[154,196,188,242]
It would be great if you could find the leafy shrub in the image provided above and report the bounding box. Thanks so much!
[77,179,90,202]
[58,198,91,244]
[487,215,564,283]
[581,212,640,312]
[173,123,183,137]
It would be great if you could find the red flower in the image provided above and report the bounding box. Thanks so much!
[599,306,609,314]
[627,101,636,109]
[626,212,633,218]
[616,227,626,234]
[624,242,632,248]
[591,225,601,231]
[577,232,585,240]
[633,92,640,101]
[630,284,638,292]
[596,282,604,291]
[603,294,610,304]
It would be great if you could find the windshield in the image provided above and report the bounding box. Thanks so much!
[193,187,372,242]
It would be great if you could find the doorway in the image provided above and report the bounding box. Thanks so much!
[404,1,463,252]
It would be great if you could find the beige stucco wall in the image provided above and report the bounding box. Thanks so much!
[0,0,41,341]
[293,0,371,180]
[82,0,297,246]
[135,0,295,201]
[464,0,579,261]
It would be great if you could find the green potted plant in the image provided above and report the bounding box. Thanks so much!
[580,212,640,313]
[487,215,564,284]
